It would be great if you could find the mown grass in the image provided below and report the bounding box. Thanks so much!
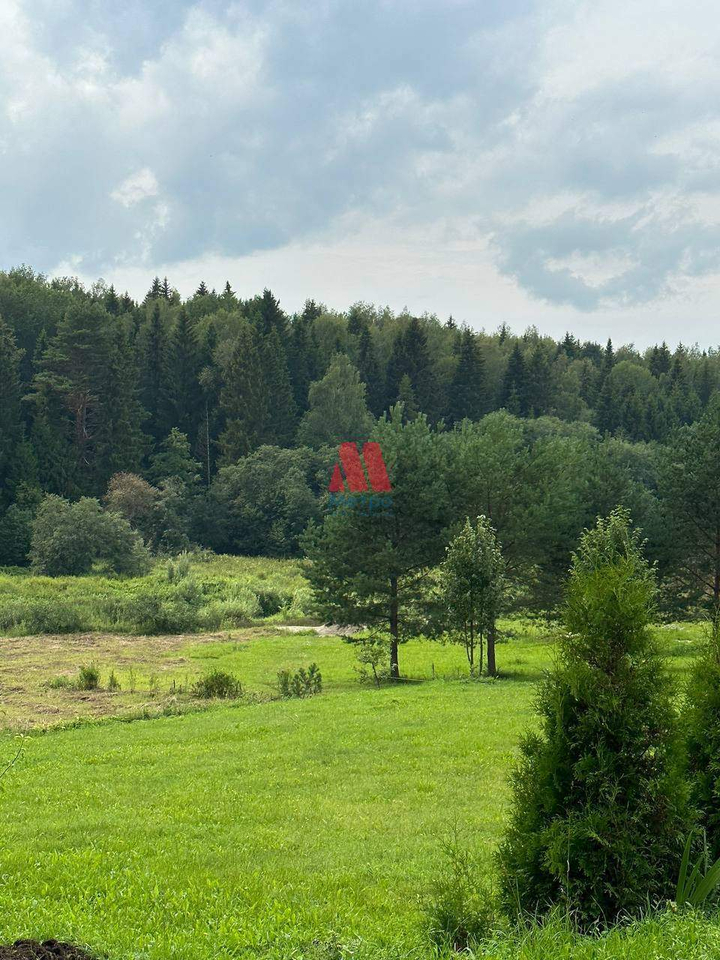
[0,615,715,958]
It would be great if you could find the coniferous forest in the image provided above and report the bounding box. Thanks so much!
[2,264,720,617]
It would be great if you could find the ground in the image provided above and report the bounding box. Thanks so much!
[0,617,715,958]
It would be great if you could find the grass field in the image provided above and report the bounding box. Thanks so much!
[0,609,717,958]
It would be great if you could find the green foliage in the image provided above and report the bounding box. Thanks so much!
[107,670,121,692]
[277,663,322,698]
[351,635,391,686]
[191,670,243,699]
[77,664,100,691]
[30,495,151,576]
[685,649,720,859]
[297,353,374,448]
[439,516,505,675]
[498,509,690,927]
[675,830,720,909]
[424,834,496,952]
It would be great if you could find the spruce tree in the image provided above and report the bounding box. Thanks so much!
[140,302,165,442]
[219,324,269,461]
[357,326,384,417]
[261,327,297,446]
[0,315,24,506]
[500,342,529,416]
[162,307,201,439]
[449,329,486,424]
[498,509,688,926]
[257,288,286,337]
[685,628,720,859]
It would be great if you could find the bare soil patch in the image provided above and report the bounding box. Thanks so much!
[0,941,95,959]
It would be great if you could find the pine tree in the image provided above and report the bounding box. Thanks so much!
[397,374,418,422]
[161,277,171,301]
[34,301,113,485]
[195,281,209,297]
[104,284,120,316]
[498,509,688,926]
[448,329,487,424]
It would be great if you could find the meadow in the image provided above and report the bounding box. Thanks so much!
[0,559,718,958]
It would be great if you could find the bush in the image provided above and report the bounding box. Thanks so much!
[107,671,121,692]
[685,651,720,860]
[77,664,100,691]
[30,495,151,576]
[497,509,689,927]
[191,670,243,700]
[277,663,322,698]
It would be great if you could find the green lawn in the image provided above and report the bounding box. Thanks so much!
[0,620,717,958]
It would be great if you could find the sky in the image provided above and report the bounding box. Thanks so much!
[2,0,720,347]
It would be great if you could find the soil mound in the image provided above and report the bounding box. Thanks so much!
[0,941,95,960]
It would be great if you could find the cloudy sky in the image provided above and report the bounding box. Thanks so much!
[3,0,720,346]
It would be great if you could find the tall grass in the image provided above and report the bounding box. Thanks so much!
[0,555,314,635]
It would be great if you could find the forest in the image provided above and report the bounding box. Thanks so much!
[1,264,720,620]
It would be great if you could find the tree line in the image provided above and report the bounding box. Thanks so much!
[2,265,720,614]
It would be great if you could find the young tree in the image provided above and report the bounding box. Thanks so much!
[303,408,453,678]
[439,516,505,675]
[297,354,374,448]
[497,508,688,926]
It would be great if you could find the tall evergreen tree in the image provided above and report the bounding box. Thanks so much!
[140,302,165,443]
[257,288,287,337]
[0,315,24,506]
[385,318,441,420]
[500,342,529,416]
[219,324,269,462]
[261,327,297,446]
[448,328,487,424]
[162,308,201,440]
[357,326,384,417]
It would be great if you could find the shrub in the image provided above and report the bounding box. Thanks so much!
[352,635,390,686]
[685,648,720,859]
[277,663,322,698]
[497,508,689,927]
[30,495,150,576]
[425,835,496,952]
[47,675,73,690]
[191,670,243,700]
[107,671,121,692]
[77,664,100,691]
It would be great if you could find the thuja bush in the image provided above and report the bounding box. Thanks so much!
[685,634,720,860]
[497,508,689,927]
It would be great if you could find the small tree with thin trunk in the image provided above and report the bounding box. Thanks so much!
[439,516,505,676]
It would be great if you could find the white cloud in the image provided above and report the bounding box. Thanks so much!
[111,168,159,208]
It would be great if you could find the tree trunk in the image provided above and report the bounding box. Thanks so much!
[390,576,400,680]
[487,621,497,677]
